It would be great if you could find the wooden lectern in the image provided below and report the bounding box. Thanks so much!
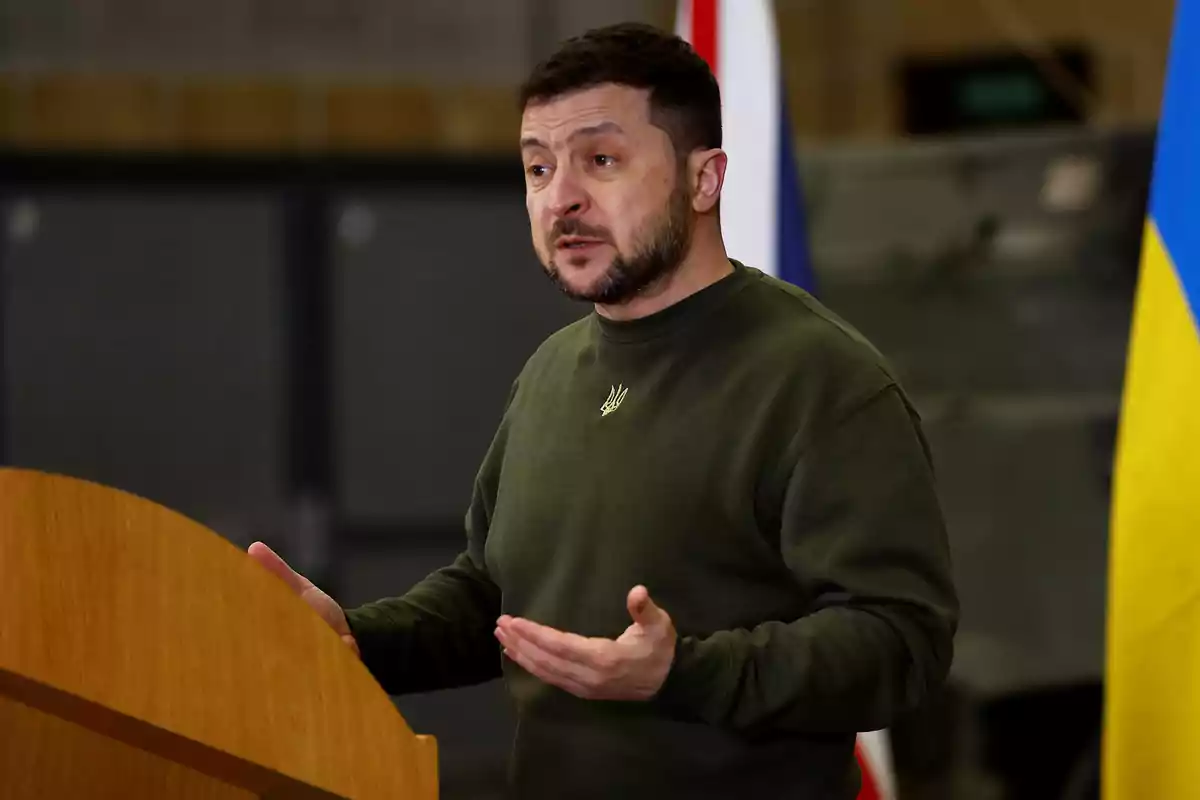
[0,468,438,799]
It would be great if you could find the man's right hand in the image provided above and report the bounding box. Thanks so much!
[247,541,360,658]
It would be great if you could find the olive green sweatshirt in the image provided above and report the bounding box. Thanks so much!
[345,262,958,799]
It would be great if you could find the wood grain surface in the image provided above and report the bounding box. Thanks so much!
[0,693,254,799]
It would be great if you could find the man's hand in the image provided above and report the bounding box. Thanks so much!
[494,585,675,701]
[247,541,360,658]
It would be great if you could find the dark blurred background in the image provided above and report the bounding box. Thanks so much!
[0,1,1177,798]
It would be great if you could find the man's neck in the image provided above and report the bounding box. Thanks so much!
[595,242,733,322]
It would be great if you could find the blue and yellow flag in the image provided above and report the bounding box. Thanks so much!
[1103,1,1200,796]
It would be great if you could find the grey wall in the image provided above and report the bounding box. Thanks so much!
[334,187,581,526]
[3,191,286,532]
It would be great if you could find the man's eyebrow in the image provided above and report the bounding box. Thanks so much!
[568,122,625,141]
[519,122,626,151]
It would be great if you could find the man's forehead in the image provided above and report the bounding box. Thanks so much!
[520,84,652,140]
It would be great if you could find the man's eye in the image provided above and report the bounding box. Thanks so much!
[527,164,548,178]
[593,154,615,168]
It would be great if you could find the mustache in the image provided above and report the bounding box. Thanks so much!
[548,219,612,246]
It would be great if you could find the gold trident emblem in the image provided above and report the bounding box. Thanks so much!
[600,384,628,417]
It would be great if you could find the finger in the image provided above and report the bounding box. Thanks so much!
[499,631,596,698]
[627,585,669,629]
[504,645,592,696]
[341,634,361,659]
[497,626,607,689]
[503,618,606,665]
[247,541,313,596]
[626,585,651,621]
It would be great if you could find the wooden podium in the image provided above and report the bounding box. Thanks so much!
[0,468,438,799]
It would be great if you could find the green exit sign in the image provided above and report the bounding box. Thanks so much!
[901,46,1093,135]
[960,71,1050,119]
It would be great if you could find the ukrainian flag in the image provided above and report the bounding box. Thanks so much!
[1103,1,1200,796]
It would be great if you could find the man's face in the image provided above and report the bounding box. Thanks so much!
[520,84,693,305]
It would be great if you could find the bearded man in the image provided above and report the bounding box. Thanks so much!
[250,22,958,800]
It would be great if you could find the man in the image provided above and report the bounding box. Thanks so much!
[250,22,958,799]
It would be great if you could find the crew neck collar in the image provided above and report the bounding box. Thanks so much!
[592,260,751,344]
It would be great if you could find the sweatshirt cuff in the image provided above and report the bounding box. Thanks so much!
[342,605,400,687]
[342,605,373,642]
[651,634,721,723]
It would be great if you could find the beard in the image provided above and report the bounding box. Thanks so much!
[541,174,693,306]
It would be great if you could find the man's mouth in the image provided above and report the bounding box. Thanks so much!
[556,236,606,250]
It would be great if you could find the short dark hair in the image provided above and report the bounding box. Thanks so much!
[518,22,722,155]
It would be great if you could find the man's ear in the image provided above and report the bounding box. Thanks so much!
[690,148,727,213]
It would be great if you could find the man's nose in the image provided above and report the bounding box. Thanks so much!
[549,172,589,218]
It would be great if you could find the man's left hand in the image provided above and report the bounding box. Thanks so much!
[495,585,676,701]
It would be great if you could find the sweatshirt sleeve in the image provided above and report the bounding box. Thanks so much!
[654,384,959,734]
[342,388,515,696]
